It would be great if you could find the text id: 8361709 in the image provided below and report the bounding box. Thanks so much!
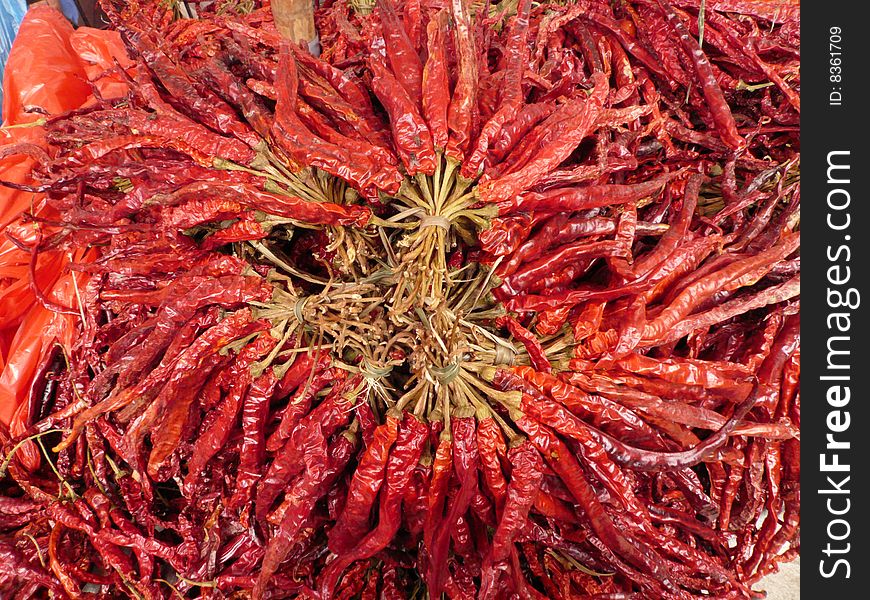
[830,26,843,106]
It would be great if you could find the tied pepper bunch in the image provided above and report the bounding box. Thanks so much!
[0,0,799,599]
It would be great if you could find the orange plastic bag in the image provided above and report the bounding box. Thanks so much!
[0,6,129,441]
[0,268,84,433]
[70,25,134,101]
[0,6,90,124]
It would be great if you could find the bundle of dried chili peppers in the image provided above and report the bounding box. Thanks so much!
[0,0,799,598]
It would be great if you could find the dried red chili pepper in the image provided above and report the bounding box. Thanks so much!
[254,423,356,598]
[655,0,745,150]
[272,46,402,195]
[377,0,424,109]
[498,316,551,373]
[368,59,437,177]
[476,415,508,515]
[501,171,678,215]
[422,428,453,589]
[320,412,427,597]
[422,10,451,151]
[266,361,333,452]
[480,439,543,597]
[463,0,532,178]
[0,3,799,598]
[255,372,356,519]
[426,410,481,598]
[138,38,261,149]
[328,412,400,553]
[445,0,480,162]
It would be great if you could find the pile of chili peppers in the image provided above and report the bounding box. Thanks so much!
[0,0,799,598]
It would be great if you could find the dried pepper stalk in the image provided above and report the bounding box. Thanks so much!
[0,0,799,598]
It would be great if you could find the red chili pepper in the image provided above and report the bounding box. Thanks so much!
[641,233,799,344]
[58,308,268,454]
[377,0,424,109]
[498,316,551,373]
[285,43,389,146]
[0,540,67,597]
[655,0,745,150]
[498,214,611,278]
[426,411,480,598]
[368,58,437,177]
[360,567,380,600]
[478,214,537,259]
[423,430,453,593]
[47,523,81,598]
[476,415,508,515]
[500,239,622,297]
[500,171,679,215]
[445,0,480,162]
[184,333,277,494]
[463,0,532,178]
[254,424,356,598]
[355,399,378,447]
[290,65,395,162]
[514,367,662,447]
[328,413,400,554]
[449,510,477,563]
[192,56,274,140]
[110,108,255,164]
[265,360,333,452]
[480,439,543,597]
[137,179,372,228]
[479,74,608,204]
[527,416,680,595]
[381,563,408,600]
[402,456,431,539]
[320,412,427,598]
[139,38,261,149]
[507,232,723,313]
[228,367,281,514]
[200,213,269,250]
[333,562,369,600]
[272,46,402,195]
[489,101,558,164]
[255,372,356,519]
[145,350,234,480]
[422,9,450,151]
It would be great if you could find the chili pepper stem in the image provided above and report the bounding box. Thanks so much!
[2,429,67,475]
[461,369,522,410]
[35,437,77,500]
[436,158,460,211]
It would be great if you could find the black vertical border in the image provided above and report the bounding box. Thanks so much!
[802,4,869,597]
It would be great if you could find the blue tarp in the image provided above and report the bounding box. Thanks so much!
[59,0,80,24]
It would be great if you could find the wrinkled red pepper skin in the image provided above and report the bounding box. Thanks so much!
[446,0,480,162]
[329,414,400,554]
[368,59,437,177]
[320,413,428,598]
[480,439,543,597]
[378,0,425,108]
[0,2,799,598]
[423,10,451,151]
[656,0,745,150]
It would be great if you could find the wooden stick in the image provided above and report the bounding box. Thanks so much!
[271,0,317,44]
